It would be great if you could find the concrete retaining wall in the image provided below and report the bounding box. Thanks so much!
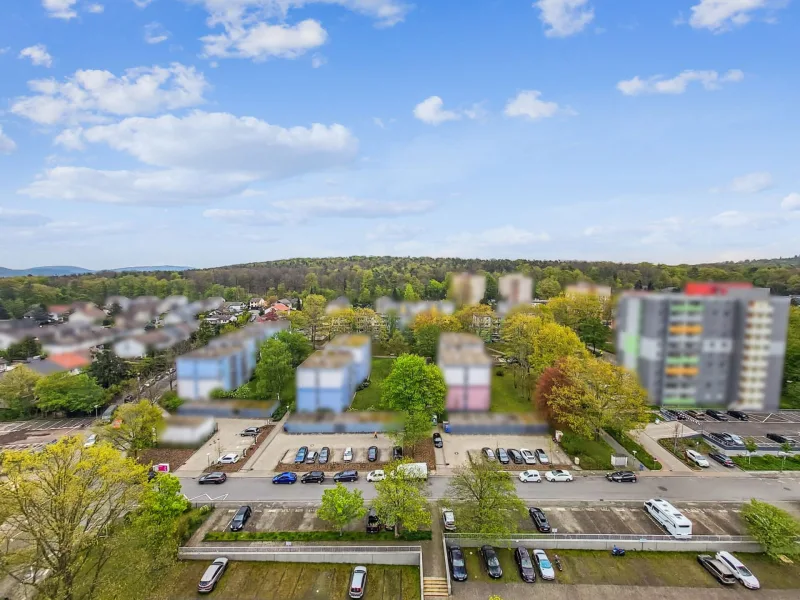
[445,538,762,553]
[178,548,420,566]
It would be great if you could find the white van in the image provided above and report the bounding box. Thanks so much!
[644,499,692,539]
[685,448,709,467]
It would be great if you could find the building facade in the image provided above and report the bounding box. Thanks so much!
[616,283,790,411]
[438,332,492,411]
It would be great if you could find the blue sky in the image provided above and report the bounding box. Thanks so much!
[1,0,799,269]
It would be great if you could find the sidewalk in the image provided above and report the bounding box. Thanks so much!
[628,423,691,473]
[597,429,644,470]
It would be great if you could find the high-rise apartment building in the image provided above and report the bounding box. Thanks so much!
[616,283,790,411]
[449,273,486,306]
[497,273,533,316]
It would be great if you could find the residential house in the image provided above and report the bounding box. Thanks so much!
[296,350,358,412]
[0,357,7,372]
[25,357,68,376]
[113,324,195,359]
[48,351,92,374]
[497,274,534,316]
[0,329,23,352]
[375,297,455,328]
[449,273,486,306]
[68,302,107,326]
[40,327,114,355]
[203,297,225,311]
[279,297,297,309]
[47,305,72,322]
[158,295,189,314]
[438,332,492,412]
[249,297,266,310]
[105,295,133,311]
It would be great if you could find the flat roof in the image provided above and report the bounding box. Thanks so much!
[328,334,371,347]
[299,349,353,369]
[180,345,244,359]
[438,347,492,366]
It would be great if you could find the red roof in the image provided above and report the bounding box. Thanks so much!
[48,305,71,314]
[685,282,753,296]
[272,303,290,311]
[48,351,92,370]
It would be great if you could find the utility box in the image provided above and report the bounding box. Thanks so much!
[611,454,629,467]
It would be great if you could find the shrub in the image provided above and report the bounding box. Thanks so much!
[175,505,212,544]
[160,391,184,412]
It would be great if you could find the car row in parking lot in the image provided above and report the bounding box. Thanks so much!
[482,447,549,465]
[448,545,558,583]
[291,445,404,464]
[661,408,751,422]
[272,469,360,484]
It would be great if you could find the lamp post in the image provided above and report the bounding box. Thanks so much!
[94,405,98,419]
[207,453,210,468]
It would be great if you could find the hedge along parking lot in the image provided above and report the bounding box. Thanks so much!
[147,561,421,600]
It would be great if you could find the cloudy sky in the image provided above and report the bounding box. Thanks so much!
[1,0,799,269]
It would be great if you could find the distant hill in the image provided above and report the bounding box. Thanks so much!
[0,265,192,277]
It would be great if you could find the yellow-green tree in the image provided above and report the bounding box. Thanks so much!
[94,400,165,459]
[410,312,462,359]
[301,293,328,348]
[528,322,589,379]
[453,303,495,331]
[0,365,40,418]
[547,293,605,331]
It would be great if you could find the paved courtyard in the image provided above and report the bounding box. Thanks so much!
[254,431,395,471]
[178,418,269,473]
[439,434,571,468]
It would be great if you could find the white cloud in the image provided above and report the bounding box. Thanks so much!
[87,3,104,13]
[201,19,327,61]
[729,171,773,193]
[311,53,327,68]
[53,127,86,150]
[0,127,16,154]
[710,210,750,227]
[145,22,171,44]
[373,117,385,129]
[617,69,744,95]
[365,222,423,241]
[534,0,594,38]
[504,90,568,120]
[446,226,550,247]
[11,63,209,125]
[42,0,78,19]
[688,0,784,33]
[781,193,800,211]
[413,96,461,125]
[133,0,155,7]
[19,44,53,68]
[0,47,10,54]
[709,209,786,229]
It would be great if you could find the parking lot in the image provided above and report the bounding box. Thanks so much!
[439,435,571,469]
[661,410,800,450]
[177,418,270,473]
[257,431,395,471]
[0,417,95,452]
[0,417,94,434]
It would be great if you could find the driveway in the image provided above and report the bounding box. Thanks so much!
[177,418,270,473]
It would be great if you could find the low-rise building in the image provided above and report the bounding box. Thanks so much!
[438,332,492,411]
[296,349,358,412]
[326,334,371,384]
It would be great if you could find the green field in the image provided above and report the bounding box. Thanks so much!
[461,548,800,588]
[732,454,800,471]
[350,358,394,411]
[490,368,532,412]
[657,436,716,470]
[147,561,420,600]
[559,431,614,470]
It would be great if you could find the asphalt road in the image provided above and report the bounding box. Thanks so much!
[180,473,800,504]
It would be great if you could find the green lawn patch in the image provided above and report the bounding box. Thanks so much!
[559,431,614,469]
[606,428,662,470]
[350,357,394,411]
[490,367,532,413]
[205,529,431,542]
[732,454,800,471]
[657,435,716,470]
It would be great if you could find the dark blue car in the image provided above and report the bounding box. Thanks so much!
[272,472,297,484]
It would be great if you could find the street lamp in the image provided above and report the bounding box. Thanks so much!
[207,453,210,468]
[94,405,98,418]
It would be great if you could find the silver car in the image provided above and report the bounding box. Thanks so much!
[198,557,229,593]
[349,565,367,599]
[533,549,555,580]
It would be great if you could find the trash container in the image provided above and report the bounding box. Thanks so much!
[443,421,451,434]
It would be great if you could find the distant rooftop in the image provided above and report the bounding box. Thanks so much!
[328,333,371,347]
[180,344,245,360]
[299,349,353,369]
[438,346,492,366]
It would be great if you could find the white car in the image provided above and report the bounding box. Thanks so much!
[366,470,385,482]
[518,470,542,483]
[533,549,555,580]
[545,469,573,482]
[218,453,240,465]
[519,449,537,465]
[83,434,97,448]
[535,449,550,465]
[715,551,760,589]
[441,508,456,531]
[685,449,709,468]
[343,447,354,462]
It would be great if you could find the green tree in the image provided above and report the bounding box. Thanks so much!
[301,293,328,347]
[744,437,758,464]
[741,499,800,559]
[4,336,43,361]
[316,483,367,536]
[275,329,313,368]
[94,400,164,459]
[577,316,610,353]
[0,365,40,418]
[529,321,589,378]
[446,457,526,538]
[0,437,149,600]
[35,372,105,414]
[372,460,430,538]
[159,390,184,412]
[88,349,131,388]
[536,277,562,299]
[410,312,462,359]
[402,282,420,301]
[194,320,217,346]
[255,338,293,402]
[139,473,190,525]
[385,330,410,355]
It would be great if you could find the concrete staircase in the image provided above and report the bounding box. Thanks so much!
[423,576,449,598]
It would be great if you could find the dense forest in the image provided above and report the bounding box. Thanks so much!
[1,255,800,319]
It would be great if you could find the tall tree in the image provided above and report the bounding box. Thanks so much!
[275,329,313,368]
[88,349,131,388]
[547,293,605,331]
[34,372,106,414]
[410,312,462,359]
[385,330,410,355]
[741,499,800,559]
[577,316,610,353]
[0,365,40,418]
[317,483,367,536]
[255,338,293,402]
[194,320,217,347]
[94,400,164,459]
[528,321,588,379]
[536,277,562,299]
[301,293,327,347]
[372,460,430,538]
[446,457,526,538]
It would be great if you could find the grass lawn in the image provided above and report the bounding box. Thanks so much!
[657,435,716,470]
[606,428,662,470]
[559,431,614,469]
[350,357,394,411]
[205,530,431,542]
[490,368,532,413]
[732,454,800,471]
[459,548,800,589]
[147,561,420,600]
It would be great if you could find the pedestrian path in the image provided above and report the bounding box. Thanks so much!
[628,424,691,472]
[597,429,645,470]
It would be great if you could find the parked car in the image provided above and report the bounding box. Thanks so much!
[239,427,261,436]
[229,505,252,531]
[722,432,743,445]
[507,449,524,464]
[519,470,542,483]
[367,446,379,462]
[697,554,737,585]
[673,410,689,420]
[519,448,537,465]
[198,557,229,594]
[545,469,573,482]
[198,472,227,485]
[714,432,735,446]
[533,549,555,580]
[686,410,706,421]
[217,453,240,465]
[496,448,510,464]
[294,446,308,463]
[366,470,385,482]
[767,433,796,445]
[442,508,456,531]
[334,470,359,483]
[715,551,760,589]
[272,472,298,484]
[535,449,550,464]
[514,546,536,583]
[447,545,468,581]
[705,409,729,421]
[661,409,677,420]
[392,446,403,460]
[319,447,330,464]
[708,452,735,468]
[433,432,443,448]
[301,471,325,484]
[482,447,496,461]
[480,545,503,579]
[348,566,368,599]
[343,447,354,462]
[529,507,551,532]
[727,410,749,421]
[305,451,318,464]
[685,448,710,467]
[366,508,382,533]
[606,470,637,483]
[83,434,97,448]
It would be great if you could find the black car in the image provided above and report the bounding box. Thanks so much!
[606,470,637,483]
[333,470,359,482]
[528,507,551,533]
[447,545,468,581]
[368,446,379,462]
[301,471,325,483]
[674,410,688,421]
[705,409,729,421]
[147,469,157,482]
[514,546,536,583]
[480,545,503,579]
[507,449,524,465]
[433,432,443,448]
[294,446,309,463]
[496,448,510,464]
[708,452,735,468]
[727,410,749,421]
[319,447,330,464]
[713,433,735,446]
[366,508,382,533]
[198,472,227,485]
[392,446,404,460]
[767,433,796,445]
[230,505,252,531]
